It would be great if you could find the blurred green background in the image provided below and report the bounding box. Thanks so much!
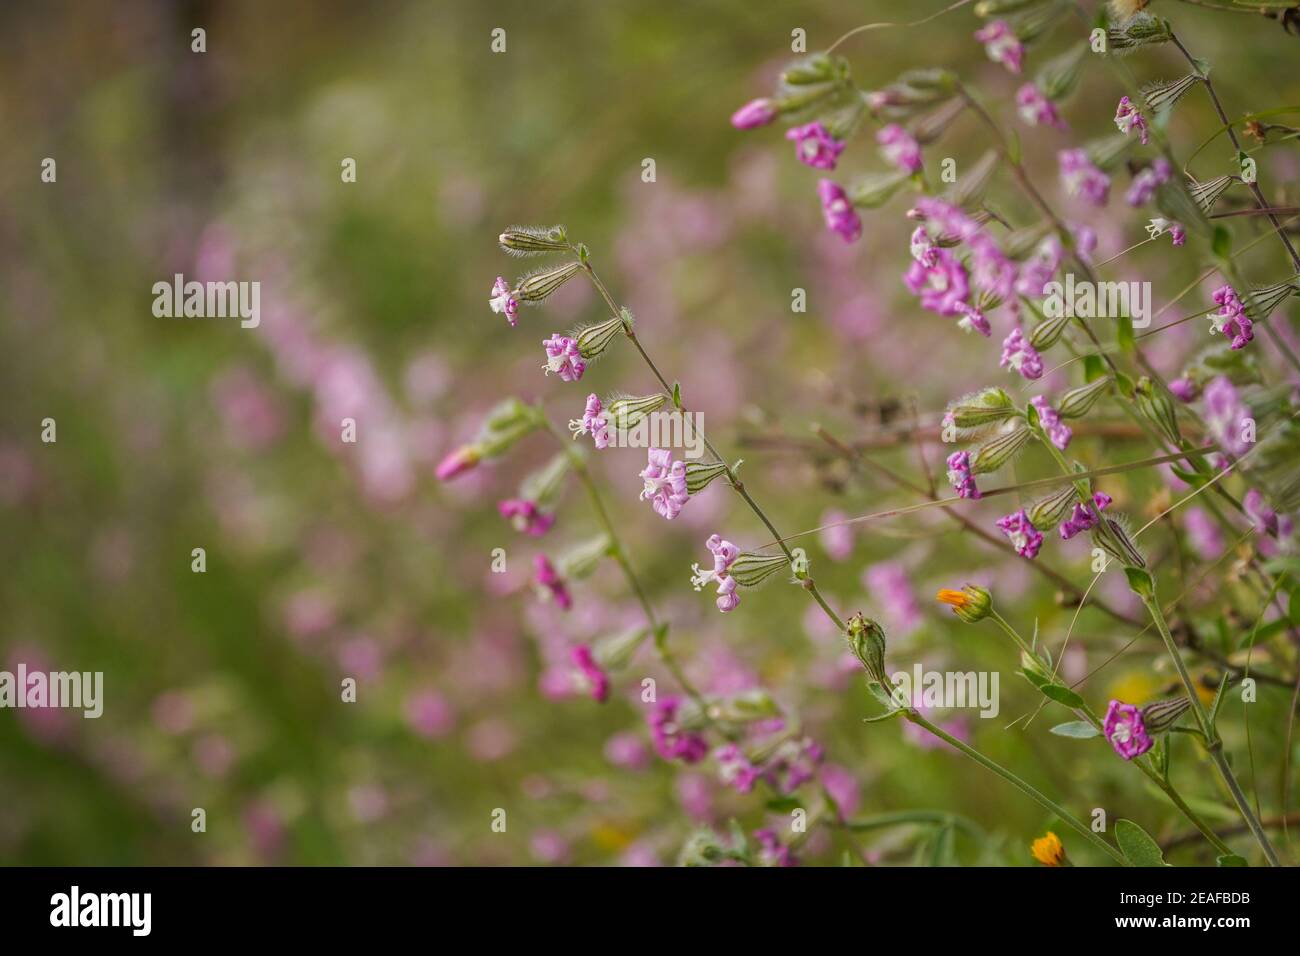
[2,0,1298,865]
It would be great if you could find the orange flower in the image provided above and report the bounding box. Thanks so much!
[1031,831,1066,866]
[935,585,991,623]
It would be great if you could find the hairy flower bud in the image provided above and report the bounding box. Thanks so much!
[476,398,541,457]
[936,585,992,624]
[514,262,582,304]
[1092,515,1146,569]
[970,423,1033,474]
[498,224,569,256]
[944,387,1019,435]
[728,552,791,588]
[592,626,650,671]
[684,460,730,494]
[1107,13,1172,54]
[705,688,781,725]
[1140,696,1191,736]
[605,393,667,431]
[1134,376,1182,445]
[846,612,889,686]
[574,316,624,360]
[557,534,613,580]
[1057,377,1112,419]
[519,452,571,511]
[1027,484,1080,528]
[1028,309,1072,350]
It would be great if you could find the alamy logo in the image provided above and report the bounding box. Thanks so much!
[0,666,102,718]
[152,273,261,328]
[1042,273,1151,328]
[50,886,151,936]
[890,665,1000,718]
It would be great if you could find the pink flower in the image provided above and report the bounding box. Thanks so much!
[542,334,585,382]
[604,731,651,770]
[975,20,1024,73]
[1059,492,1112,539]
[1183,506,1223,560]
[958,305,992,337]
[569,393,610,449]
[434,445,480,481]
[1069,222,1098,263]
[864,561,922,637]
[910,226,939,267]
[1031,395,1072,450]
[690,533,741,612]
[570,644,610,702]
[1103,699,1152,759]
[819,508,854,560]
[404,689,455,739]
[753,828,795,867]
[489,276,519,326]
[1169,223,1186,246]
[1114,96,1149,145]
[764,736,824,794]
[714,743,763,793]
[1016,83,1065,128]
[1058,148,1110,206]
[997,509,1044,559]
[498,498,556,536]
[946,451,981,499]
[818,179,862,243]
[1169,378,1199,402]
[1203,376,1250,457]
[1210,284,1254,350]
[1000,328,1044,380]
[876,124,923,173]
[1126,157,1171,206]
[731,98,777,129]
[1015,236,1064,298]
[1244,489,1293,556]
[639,448,689,520]
[786,122,845,170]
[533,554,572,610]
[648,696,708,763]
[903,248,971,317]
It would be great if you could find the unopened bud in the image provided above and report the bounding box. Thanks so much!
[498,224,569,256]
[846,612,889,686]
[1134,376,1181,445]
[944,387,1018,435]
[935,585,991,624]
[557,534,613,580]
[970,423,1033,474]
[574,316,624,360]
[685,460,730,494]
[1057,377,1112,419]
[514,262,582,304]
[592,626,650,671]
[728,552,790,588]
[1029,310,1072,350]
[1028,484,1080,528]
[1093,516,1146,569]
[1140,696,1191,736]
[605,393,667,431]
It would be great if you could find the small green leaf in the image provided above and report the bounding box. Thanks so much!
[1116,819,1168,867]
[1050,720,1101,738]
[1041,683,1086,710]
[671,381,682,409]
[1117,314,1135,355]
[766,796,801,813]
[1216,853,1248,867]
[1125,566,1155,599]
[1083,354,1106,382]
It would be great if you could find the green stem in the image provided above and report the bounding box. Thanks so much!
[1139,588,1281,866]
[541,417,708,711]
[904,709,1130,865]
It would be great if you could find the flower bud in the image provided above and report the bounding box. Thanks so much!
[557,534,613,580]
[1057,377,1112,419]
[605,393,667,431]
[592,626,650,671]
[970,423,1033,475]
[1140,696,1191,736]
[936,585,991,624]
[1028,309,1072,350]
[1036,42,1087,101]
[498,224,569,256]
[1107,13,1172,54]
[704,688,781,725]
[684,460,730,494]
[847,612,889,686]
[1092,516,1146,569]
[519,452,572,511]
[848,169,911,209]
[728,552,790,588]
[435,444,481,481]
[779,53,838,86]
[574,316,624,361]
[1134,376,1182,445]
[1027,484,1079,528]
[514,262,582,304]
[476,398,542,457]
[944,387,1018,435]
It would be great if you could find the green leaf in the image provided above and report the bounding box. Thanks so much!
[1216,854,1248,867]
[1041,683,1086,710]
[1211,225,1232,259]
[1083,354,1106,382]
[1124,566,1155,600]
[1115,819,1168,867]
[766,797,801,813]
[671,381,682,409]
[1117,314,1135,355]
[1050,720,1101,739]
